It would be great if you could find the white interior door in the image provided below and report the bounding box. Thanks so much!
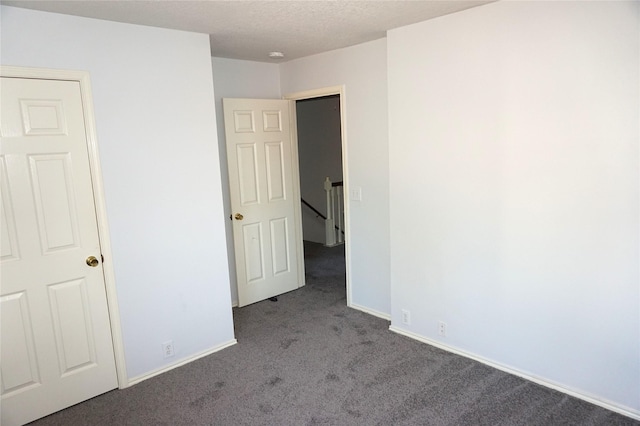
[223,98,304,307]
[0,77,118,425]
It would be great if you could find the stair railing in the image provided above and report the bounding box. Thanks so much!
[324,177,344,247]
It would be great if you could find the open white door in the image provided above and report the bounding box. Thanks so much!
[0,77,118,425]
[223,98,304,307]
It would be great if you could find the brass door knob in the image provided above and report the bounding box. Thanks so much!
[86,256,99,267]
[234,213,244,220]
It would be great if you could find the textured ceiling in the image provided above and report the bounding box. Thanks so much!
[1,1,495,62]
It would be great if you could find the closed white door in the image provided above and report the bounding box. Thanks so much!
[0,77,118,425]
[223,98,304,307]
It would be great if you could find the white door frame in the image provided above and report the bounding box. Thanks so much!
[283,85,352,307]
[1,66,128,388]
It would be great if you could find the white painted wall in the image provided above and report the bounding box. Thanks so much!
[388,0,639,415]
[280,39,391,317]
[1,6,236,379]
[297,96,343,244]
[211,57,281,306]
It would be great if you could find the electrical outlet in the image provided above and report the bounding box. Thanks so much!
[438,321,447,337]
[162,340,174,358]
[401,309,411,325]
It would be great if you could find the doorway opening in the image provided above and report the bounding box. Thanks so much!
[287,87,350,305]
[296,94,343,246]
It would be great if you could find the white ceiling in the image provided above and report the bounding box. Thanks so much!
[1,0,495,62]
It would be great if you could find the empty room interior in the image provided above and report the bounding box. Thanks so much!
[0,0,639,424]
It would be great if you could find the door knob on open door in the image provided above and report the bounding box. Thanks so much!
[86,256,99,267]
[234,213,244,220]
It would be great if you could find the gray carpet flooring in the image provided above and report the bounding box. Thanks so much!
[30,241,638,425]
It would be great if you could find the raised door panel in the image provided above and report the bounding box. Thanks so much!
[242,222,265,284]
[236,144,260,206]
[269,218,290,276]
[262,110,282,132]
[29,154,80,253]
[20,99,68,136]
[265,142,286,203]
[48,279,97,375]
[233,110,255,133]
[0,292,40,395]
[0,156,20,261]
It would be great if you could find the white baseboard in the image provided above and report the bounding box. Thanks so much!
[389,326,640,421]
[125,339,238,388]
[349,303,391,321]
